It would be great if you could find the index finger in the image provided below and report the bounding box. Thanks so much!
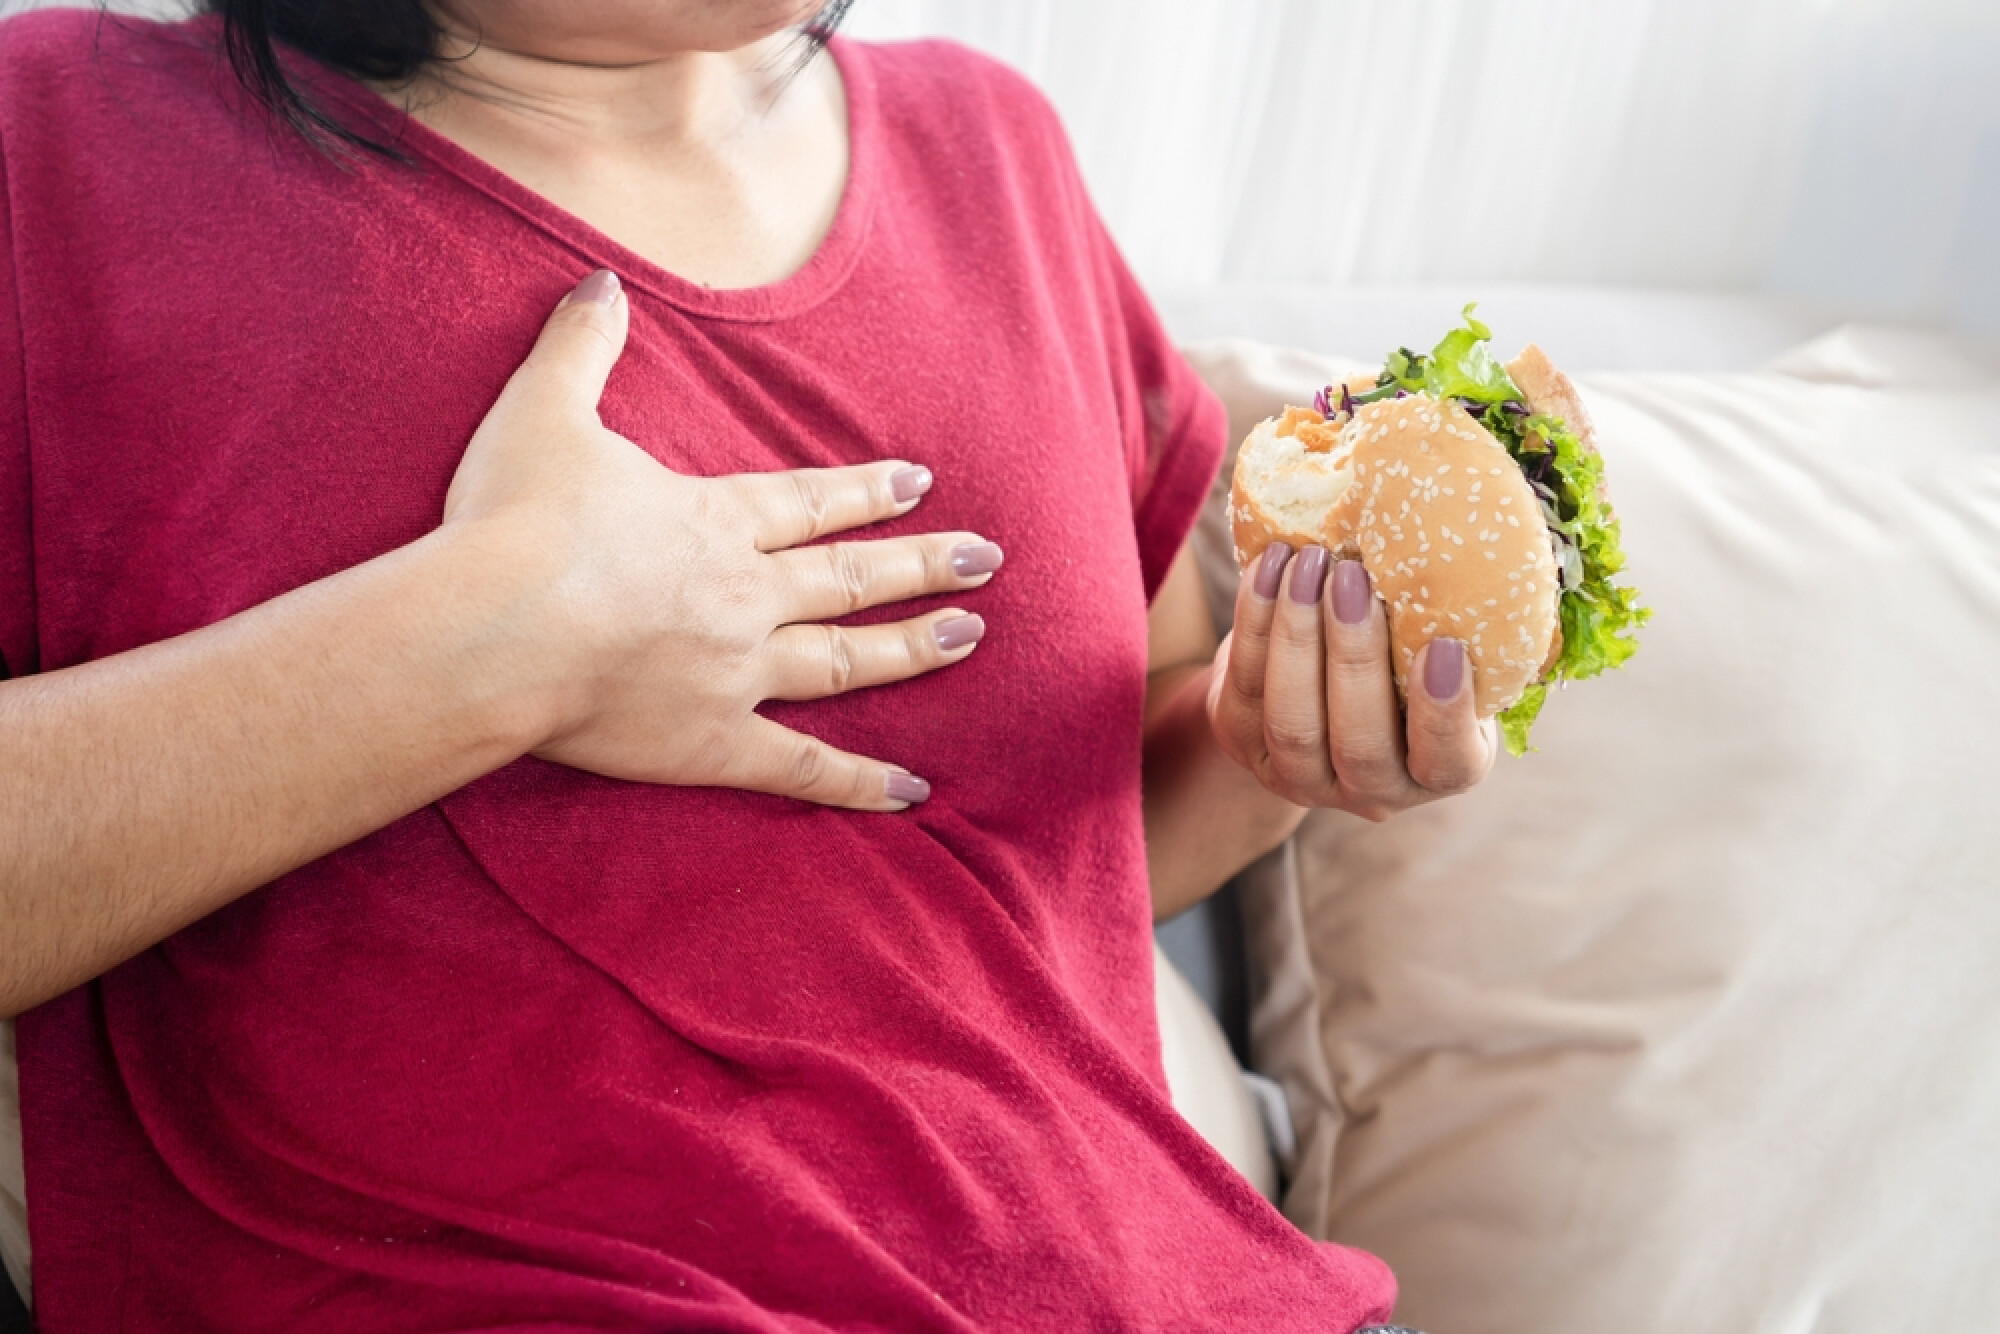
[1210,543,1292,769]
[733,461,934,552]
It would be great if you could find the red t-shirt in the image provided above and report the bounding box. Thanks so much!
[3,11,1395,1330]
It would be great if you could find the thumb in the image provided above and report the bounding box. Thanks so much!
[519,269,630,412]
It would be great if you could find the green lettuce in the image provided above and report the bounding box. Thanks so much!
[1357,306,1650,755]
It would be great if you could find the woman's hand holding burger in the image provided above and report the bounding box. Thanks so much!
[1204,307,1648,819]
[1206,543,1496,821]
[443,268,998,812]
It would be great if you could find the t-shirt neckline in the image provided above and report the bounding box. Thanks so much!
[302,36,879,325]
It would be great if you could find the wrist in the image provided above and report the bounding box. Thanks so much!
[418,514,594,761]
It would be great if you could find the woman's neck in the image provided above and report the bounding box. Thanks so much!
[382,23,849,291]
[405,21,801,156]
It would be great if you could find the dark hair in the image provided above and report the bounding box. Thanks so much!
[200,0,856,159]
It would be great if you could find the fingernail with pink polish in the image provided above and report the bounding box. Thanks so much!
[571,269,620,306]
[950,542,1004,577]
[1425,638,1465,701]
[1333,560,1372,625]
[1253,543,1292,601]
[885,772,932,805]
[891,466,933,503]
[1288,546,1329,605]
[933,614,985,651]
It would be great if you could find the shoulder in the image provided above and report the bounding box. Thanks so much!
[0,8,213,96]
[0,10,242,158]
[0,5,102,71]
[839,38,1074,165]
[836,37,1089,225]
[843,37,1060,122]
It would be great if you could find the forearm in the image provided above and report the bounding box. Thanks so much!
[1141,663,1305,922]
[0,517,567,1017]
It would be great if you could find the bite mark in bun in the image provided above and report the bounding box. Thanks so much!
[1230,308,1648,754]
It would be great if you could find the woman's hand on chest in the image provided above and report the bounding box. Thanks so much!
[450,270,1002,810]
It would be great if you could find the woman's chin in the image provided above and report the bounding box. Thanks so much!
[431,0,830,63]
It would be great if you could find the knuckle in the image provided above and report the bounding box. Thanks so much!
[1209,710,1255,767]
[826,543,873,614]
[1327,633,1387,674]
[926,536,962,588]
[1225,658,1268,708]
[786,738,832,794]
[1410,712,1482,781]
[1266,611,1313,652]
[1415,759,1480,797]
[1328,731,1400,784]
[1263,715,1324,762]
[868,467,898,515]
[545,306,619,359]
[786,471,833,540]
[713,562,763,615]
[901,619,935,667]
[693,484,754,547]
[819,626,858,695]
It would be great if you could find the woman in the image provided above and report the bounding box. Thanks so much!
[0,1,1491,1328]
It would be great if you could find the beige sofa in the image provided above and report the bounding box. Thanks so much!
[1159,316,2000,1334]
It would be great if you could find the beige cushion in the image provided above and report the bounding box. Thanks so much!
[0,1018,24,1305]
[1151,944,1279,1202]
[1184,328,2000,1333]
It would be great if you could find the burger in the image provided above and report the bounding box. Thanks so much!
[1229,307,1648,754]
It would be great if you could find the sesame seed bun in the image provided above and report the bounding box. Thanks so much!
[1231,393,1561,717]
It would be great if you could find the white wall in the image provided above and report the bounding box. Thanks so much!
[46,0,2000,335]
[844,0,2000,336]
